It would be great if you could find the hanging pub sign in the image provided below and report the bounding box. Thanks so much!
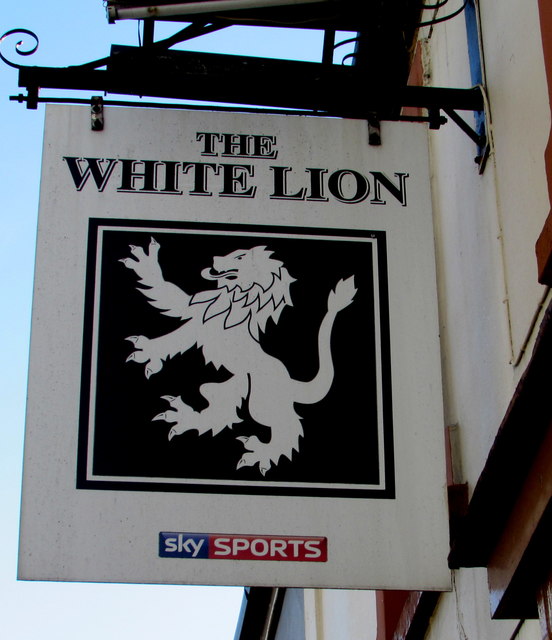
[20,105,450,589]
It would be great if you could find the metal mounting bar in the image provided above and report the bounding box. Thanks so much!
[148,21,227,50]
[322,28,336,66]
[142,18,155,47]
[367,113,381,146]
[90,96,104,131]
[8,93,449,127]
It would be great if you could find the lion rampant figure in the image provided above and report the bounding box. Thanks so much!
[120,238,356,476]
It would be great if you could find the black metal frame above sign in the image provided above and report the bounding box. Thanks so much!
[1,0,485,146]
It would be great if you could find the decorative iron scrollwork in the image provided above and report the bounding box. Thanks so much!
[0,29,39,69]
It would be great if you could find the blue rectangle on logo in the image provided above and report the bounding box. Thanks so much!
[159,532,209,558]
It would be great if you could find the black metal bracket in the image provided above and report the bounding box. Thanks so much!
[443,107,485,148]
[1,25,486,149]
[443,106,490,173]
[367,114,381,146]
[91,96,104,131]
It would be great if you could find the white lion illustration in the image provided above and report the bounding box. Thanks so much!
[120,237,356,476]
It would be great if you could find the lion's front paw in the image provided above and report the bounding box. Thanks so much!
[153,395,197,440]
[125,335,163,378]
[236,436,272,476]
[119,237,160,275]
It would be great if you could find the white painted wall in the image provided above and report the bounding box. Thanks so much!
[478,0,551,360]
[304,589,377,640]
[515,619,543,640]
[419,0,550,637]
[425,14,514,490]
[425,573,542,640]
[275,589,305,640]
[425,569,518,640]
[425,0,550,490]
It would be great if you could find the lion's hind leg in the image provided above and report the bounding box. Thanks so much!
[153,375,247,440]
[237,408,303,476]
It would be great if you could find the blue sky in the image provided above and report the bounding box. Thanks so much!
[0,2,345,638]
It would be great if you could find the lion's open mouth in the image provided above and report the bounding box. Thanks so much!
[202,267,239,281]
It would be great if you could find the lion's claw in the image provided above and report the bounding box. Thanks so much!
[130,245,146,260]
[145,360,163,379]
[154,395,196,440]
[125,335,149,348]
[145,365,155,379]
[236,452,270,475]
[124,335,163,376]
[236,437,272,476]
[126,349,149,364]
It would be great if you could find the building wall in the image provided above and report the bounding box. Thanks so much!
[426,0,550,489]
[424,569,517,640]
[303,589,377,640]
[425,574,543,640]
[275,589,305,640]
[478,0,550,358]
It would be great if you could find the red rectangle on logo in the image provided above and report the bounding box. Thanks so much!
[209,534,327,562]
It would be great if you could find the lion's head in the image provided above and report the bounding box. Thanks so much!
[191,246,295,341]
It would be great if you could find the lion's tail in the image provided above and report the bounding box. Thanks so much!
[293,276,356,404]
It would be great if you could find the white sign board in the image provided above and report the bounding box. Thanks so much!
[20,105,450,589]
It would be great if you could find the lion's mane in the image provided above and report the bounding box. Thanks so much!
[189,247,296,342]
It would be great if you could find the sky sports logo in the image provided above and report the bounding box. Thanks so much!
[159,532,327,562]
